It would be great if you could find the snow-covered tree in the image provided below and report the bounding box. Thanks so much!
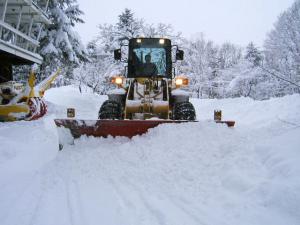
[74,50,118,94]
[226,60,270,99]
[182,35,214,98]
[39,0,87,84]
[264,0,300,95]
[218,42,242,70]
[245,42,262,67]
[116,8,143,41]
[76,9,142,92]
[227,1,300,100]
[95,8,143,53]
[181,34,242,98]
[142,23,182,41]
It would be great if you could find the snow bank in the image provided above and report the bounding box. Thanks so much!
[45,85,107,119]
[0,86,299,225]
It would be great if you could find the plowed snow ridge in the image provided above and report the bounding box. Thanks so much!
[1,86,300,225]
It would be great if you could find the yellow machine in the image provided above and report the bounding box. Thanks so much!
[0,69,60,122]
[55,38,235,150]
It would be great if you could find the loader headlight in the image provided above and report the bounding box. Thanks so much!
[175,76,189,87]
[175,78,183,86]
[159,39,165,45]
[111,76,124,85]
[115,77,123,85]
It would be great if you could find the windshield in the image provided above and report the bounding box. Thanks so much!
[132,47,167,77]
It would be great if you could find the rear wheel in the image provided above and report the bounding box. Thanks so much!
[98,100,122,120]
[172,102,196,121]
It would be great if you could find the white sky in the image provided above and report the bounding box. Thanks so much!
[75,0,294,47]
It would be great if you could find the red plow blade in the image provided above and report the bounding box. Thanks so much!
[54,119,235,150]
[54,119,191,150]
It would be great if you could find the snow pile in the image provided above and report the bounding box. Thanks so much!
[45,85,107,119]
[0,86,300,225]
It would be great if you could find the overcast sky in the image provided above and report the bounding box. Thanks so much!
[75,0,294,47]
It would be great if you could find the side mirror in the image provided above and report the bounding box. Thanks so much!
[176,50,184,61]
[114,49,121,60]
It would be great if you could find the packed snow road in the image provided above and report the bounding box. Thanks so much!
[1,86,300,225]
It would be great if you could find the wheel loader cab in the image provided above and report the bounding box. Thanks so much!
[127,38,173,78]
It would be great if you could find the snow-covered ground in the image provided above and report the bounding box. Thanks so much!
[1,86,300,225]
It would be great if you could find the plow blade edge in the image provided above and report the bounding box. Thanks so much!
[54,119,191,150]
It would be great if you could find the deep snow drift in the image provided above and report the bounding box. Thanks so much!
[1,86,300,225]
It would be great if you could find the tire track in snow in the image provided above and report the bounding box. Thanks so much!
[103,145,168,225]
[26,174,49,225]
[124,179,168,225]
[25,165,69,225]
[108,178,158,225]
[108,178,136,210]
[123,174,215,225]
[101,138,203,225]
[1,171,48,225]
[108,178,164,225]
[0,174,37,222]
[64,178,88,225]
[164,194,222,225]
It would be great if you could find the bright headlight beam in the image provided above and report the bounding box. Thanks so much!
[175,78,183,86]
[159,39,165,44]
[115,77,123,85]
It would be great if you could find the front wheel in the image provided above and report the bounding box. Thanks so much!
[172,102,196,121]
[98,100,123,120]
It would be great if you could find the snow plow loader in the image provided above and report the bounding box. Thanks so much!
[55,38,234,149]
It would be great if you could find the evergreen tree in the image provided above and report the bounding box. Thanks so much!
[96,8,143,53]
[39,0,87,84]
[116,8,143,41]
[245,42,262,67]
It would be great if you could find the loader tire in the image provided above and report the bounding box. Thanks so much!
[173,102,196,121]
[98,100,122,120]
